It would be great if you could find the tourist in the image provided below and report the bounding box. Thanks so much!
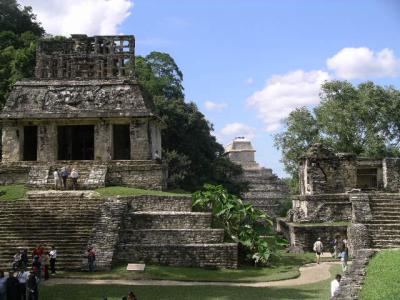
[16,268,30,300]
[53,168,62,190]
[60,166,69,190]
[49,246,57,274]
[70,168,79,190]
[32,245,44,262]
[42,252,50,280]
[0,270,6,300]
[330,274,341,297]
[20,250,28,270]
[128,291,138,300]
[313,237,324,264]
[5,271,20,300]
[331,236,339,258]
[12,251,21,272]
[31,256,41,280]
[27,273,38,300]
[87,247,96,272]
[340,247,349,272]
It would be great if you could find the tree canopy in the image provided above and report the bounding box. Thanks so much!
[136,52,246,194]
[275,80,400,192]
[0,0,44,106]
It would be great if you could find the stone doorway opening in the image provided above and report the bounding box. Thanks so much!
[357,168,377,190]
[23,126,38,161]
[113,124,130,160]
[58,125,94,160]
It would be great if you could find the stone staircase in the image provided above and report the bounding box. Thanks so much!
[115,195,238,268]
[0,191,103,270]
[241,168,289,217]
[367,194,400,249]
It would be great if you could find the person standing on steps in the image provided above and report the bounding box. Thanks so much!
[49,246,57,274]
[16,268,29,300]
[70,168,79,190]
[27,273,38,300]
[53,168,62,190]
[5,271,20,300]
[0,270,6,300]
[340,246,349,272]
[313,237,324,264]
[87,247,96,272]
[60,166,70,190]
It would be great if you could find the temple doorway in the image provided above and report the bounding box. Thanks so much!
[23,126,38,161]
[113,124,130,159]
[57,125,94,160]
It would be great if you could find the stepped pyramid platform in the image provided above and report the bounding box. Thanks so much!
[225,137,288,217]
[0,190,103,270]
[115,195,238,268]
[0,190,238,270]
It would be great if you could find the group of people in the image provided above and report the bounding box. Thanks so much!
[312,236,350,297]
[53,166,80,190]
[0,245,57,300]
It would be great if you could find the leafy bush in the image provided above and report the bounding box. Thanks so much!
[193,184,275,265]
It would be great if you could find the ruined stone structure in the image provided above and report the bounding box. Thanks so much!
[0,34,164,189]
[277,143,400,252]
[225,137,288,217]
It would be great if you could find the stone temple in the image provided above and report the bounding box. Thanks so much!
[277,143,400,254]
[0,34,164,189]
[0,35,237,270]
[225,137,288,217]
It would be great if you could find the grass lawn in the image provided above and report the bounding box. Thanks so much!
[95,186,189,197]
[360,249,400,300]
[40,264,342,300]
[0,184,27,200]
[56,252,335,283]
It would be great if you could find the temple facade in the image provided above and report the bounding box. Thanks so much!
[225,137,288,217]
[0,34,165,189]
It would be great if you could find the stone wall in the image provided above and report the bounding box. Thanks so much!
[383,158,400,192]
[2,125,21,162]
[276,218,348,252]
[0,162,30,185]
[292,194,351,222]
[332,249,376,300]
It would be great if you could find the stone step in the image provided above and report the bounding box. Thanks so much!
[371,234,400,239]
[371,240,400,248]
[116,243,238,268]
[127,195,193,212]
[119,229,225,245]
[128,212,212,229]
[365,220,400,224]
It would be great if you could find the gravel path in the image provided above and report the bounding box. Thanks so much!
[43,261,341,287]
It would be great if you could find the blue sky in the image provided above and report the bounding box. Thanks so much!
[23,0,400,177]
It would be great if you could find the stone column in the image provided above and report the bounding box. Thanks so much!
[348,193,372,256]
[1,125,22,162]
[37,124,57,162]
[94,122,112,161]
[130,119,151,160]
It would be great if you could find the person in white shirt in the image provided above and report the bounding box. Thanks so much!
[17,268,30,300]
[53,168,61,190]
[49,245,57,274]
[313,237,324,264]
[70,169,79,190]
[331,274,341,297]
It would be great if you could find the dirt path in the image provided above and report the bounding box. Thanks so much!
[43,261,341,288]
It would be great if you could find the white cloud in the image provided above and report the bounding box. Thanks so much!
[245,77,254,85]
[247,70,330,132]
[205,101,228,111]
[327,47,400,79]
[19,0,133,36]
[220,122,256,142]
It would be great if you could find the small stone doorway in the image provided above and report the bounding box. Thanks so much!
[113,124,131,160]
[23,126,38,161]
[57,125,94,160]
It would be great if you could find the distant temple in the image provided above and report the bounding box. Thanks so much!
[0,34,164,189]
[225,137,288,217]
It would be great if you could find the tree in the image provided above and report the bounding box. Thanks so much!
[0,0,44,106]
[275,81,400,188]
[136,52,246,194]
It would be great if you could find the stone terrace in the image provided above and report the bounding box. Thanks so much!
[0,191,103,270]
[115,195,238,268]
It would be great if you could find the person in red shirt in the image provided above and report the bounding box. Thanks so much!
[87,247,96,272]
